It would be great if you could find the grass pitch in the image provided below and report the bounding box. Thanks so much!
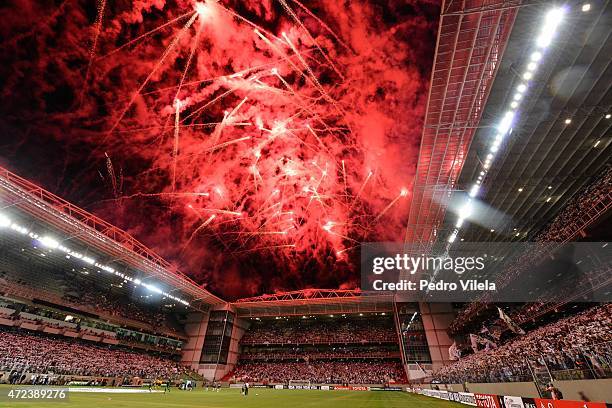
[0,386,464,408]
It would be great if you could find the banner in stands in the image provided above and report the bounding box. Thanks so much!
[448,392,477,406]
[370,387,403,391]
[412,388,608,408]
[534,399,607,408]
[475,393,501,408]
[502,396,525,408]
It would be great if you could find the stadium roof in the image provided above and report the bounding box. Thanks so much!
[0,166,225,311]
[438,1,612,243]
[404,0,519,248]
[232,289,395,317]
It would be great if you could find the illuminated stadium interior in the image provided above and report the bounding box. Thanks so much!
[0,0,610,407]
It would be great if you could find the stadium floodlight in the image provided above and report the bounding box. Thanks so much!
[513,92,523,101]
[527,62,537,72]
[469,184,480,198]
[523,71,533,80]
[144,284,163,294]
[0,214,10,228]
[510,101,518,109]
[82,256,95,265]
[537,8,564,48]
[530,51,542,62]
[498,111,515,135]
[459,201,473,219]
[517,83,527,93]
[39,236,59,249]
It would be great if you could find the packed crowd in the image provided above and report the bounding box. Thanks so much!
[433,305,612,384]
[0,327,188,379]
[536,166,611,243]
[63,281,167,327]
[232,360,407,384]
[240,345,400,360]
[240,317,397,344]
[449,168,611,334]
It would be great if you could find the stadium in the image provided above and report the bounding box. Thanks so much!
[0,0,610,407]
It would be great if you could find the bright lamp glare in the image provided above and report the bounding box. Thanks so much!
[39,236,59,249]
[498,111,515,135]
[0,214,10,228]
[530,51,542,62]
[448,233,457,243]
[537,8,564,48]
[459,202,473,219]
[469,184,480,198]
[517,84,527,93]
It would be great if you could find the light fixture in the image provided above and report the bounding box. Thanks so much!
[459,202,473,219]
[523,71,533,80]
[498,111,515,135]
[39,236,59,249]
[530,52,542,62]
[546,197,552,202]
[490,229,495,233]
[510,101,519,109]
[469,184,480,198]
[594,140,601,147]
[0,214,10,228]
[517,84,527,93]
[518,187,523,192]
[564,118,572,124]
[581,3,590,12]
[537,8,564,48]
[605,114,611,119]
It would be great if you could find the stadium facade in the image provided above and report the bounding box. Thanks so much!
[0,164,455,382]
[0,0,610,404]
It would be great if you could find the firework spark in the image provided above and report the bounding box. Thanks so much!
[0,0,438,298]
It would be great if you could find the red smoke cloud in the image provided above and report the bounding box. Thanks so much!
[0,0,439,299]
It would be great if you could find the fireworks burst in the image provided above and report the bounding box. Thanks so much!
[0,0,438,298]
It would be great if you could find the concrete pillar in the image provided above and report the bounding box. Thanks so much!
[180,311,209,370]
[420,302,456,372]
